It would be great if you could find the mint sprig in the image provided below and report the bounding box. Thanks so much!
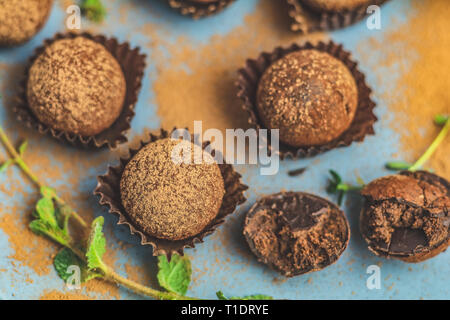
[54,248,101,283]
[386,114,449,172]
[327,170,364,205]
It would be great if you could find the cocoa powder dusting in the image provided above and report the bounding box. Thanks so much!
[257,49,358,147]
[244,192,349,277]
[0,0,53,46]
[120,138,225,240]
[27,37,126,136]
[358,0,450,180]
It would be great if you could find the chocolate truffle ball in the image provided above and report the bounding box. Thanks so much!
[302,0,371,12]
[360,171,450,263]
[256,50,358,148]
[27,37,126,136]
[244,192,350,277]
[120,138,226,241]
[0,0,53,46]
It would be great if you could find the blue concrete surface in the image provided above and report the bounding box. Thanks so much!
[0,0,448,300]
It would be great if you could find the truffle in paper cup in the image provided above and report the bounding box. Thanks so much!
[236,41,377,159]
[94,129,248,258]
[13,32,146,149]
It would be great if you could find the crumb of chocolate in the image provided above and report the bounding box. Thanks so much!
[361,171,450,262]
[120,138,225,241]
[256,49,358,147]
[0,0,53,46]
[244,192,350,277]
[288,167,307,177]
[27,37,126,136]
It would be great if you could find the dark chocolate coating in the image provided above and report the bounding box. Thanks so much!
[360,171,450,263]
[244,192,350,277]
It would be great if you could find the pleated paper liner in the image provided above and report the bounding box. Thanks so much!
[168,0,235,19]
[13,32,146,149]
[236,41,377,160]
[286,0,390,33]
[94,128,248,258]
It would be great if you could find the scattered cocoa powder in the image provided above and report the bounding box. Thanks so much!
[40,290,94,300]
[358,0,450,179]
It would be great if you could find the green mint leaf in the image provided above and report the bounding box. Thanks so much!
[0,159,13,173]
[157,254,192,296]
[54,248,102,283]
[216,291,227,300]
[40,186,57,199]
[385,161,412,171]
[434,114,449,126]
[216,291,273,300]
[80,0,107,23]
[35,197,58,227]
[29,220,70,247]
[18,140,28,156]
[329,170,342,185]
[56,204,73,234]
[86,216,106,270]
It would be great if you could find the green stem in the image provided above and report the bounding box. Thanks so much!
[409,119,450,172]
[0,126,87,228]
[103,266,200,301]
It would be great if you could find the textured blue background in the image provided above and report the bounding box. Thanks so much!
[0,0,448,300]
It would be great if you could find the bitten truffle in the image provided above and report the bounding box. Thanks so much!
[302,0,371,12]
[27,37,126,136]
[120,138,226,241]
[0,0,53,46]
[360,171,450,263]
[244,192,350,277]
[256,49,358,148]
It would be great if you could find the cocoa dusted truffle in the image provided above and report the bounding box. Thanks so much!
[0,0,53,46]
[302,0,371,12]
[256,49,358,148]
[26,37,126,136]
[360,171,450,263]
[120,138,226,241]
[244,192,350,277]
